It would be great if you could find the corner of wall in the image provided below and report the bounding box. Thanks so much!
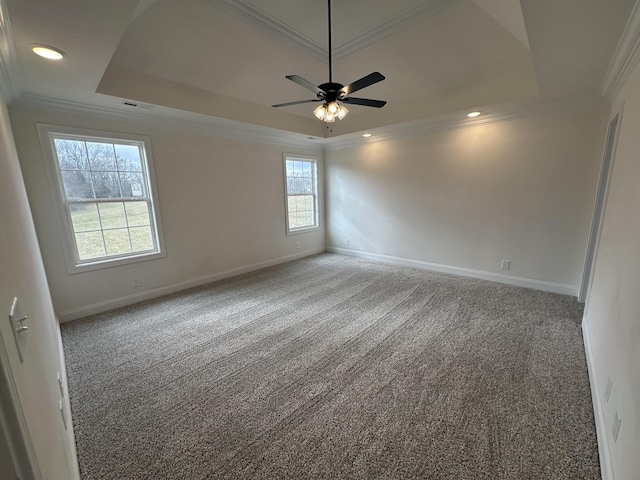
[327,247,578,296]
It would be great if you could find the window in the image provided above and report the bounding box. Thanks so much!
[38,125,164,273]
[284,155,319,234]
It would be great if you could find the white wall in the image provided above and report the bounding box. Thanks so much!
[325,99,608,293]
[9,107,325,320]
[583,62,640,479]
[0,98,78,478]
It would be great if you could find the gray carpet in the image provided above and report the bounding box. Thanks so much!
[61,253,600,479]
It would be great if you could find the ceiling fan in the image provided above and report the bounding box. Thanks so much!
[271,0,387,122]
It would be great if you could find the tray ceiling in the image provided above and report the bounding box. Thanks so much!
[5,0,637,138]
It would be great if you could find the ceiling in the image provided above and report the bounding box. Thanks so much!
[5,0,637,139]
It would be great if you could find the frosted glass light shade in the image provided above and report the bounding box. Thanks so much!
[314,102,348,122]
[337,105,349,120]
[314,104,327,120]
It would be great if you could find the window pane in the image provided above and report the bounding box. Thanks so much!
[75,231,105,260]
[55,139,89,170]
[130,226,154,251]
[305,211,314,226]
[119,172,146,198]
[103,229,132,256]
[285,160,314,195]
[288,212,298,229]
[293,178,304,194]
[302,176,313,194]
[98,202,127,229]
[86,142,117,171]
[61,170,94,199]
[299,177,308,193]
[91,172,122,198]
[115,145,142,172]
[70,203,100,232]
[125,202,150,227]
[286,194,316,230]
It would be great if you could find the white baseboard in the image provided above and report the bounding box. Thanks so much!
[326,247,578,296]
[57,248,324,322]
[582,319,614,480]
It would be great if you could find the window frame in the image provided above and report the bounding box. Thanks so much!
[283,154,320,235]
[37,124,166,274]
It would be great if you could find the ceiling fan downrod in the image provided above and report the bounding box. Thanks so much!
[271,0,387,121]
[328,0,333,84]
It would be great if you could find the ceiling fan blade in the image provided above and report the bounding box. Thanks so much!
[272,99,322,108]
[338,72,385,97]
[341,97,387,108]
[286,75,324,95]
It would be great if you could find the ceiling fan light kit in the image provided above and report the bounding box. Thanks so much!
[272,0,387,122]
[314,101,348,121]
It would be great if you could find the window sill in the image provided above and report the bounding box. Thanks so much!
[67,250,166,275]
[286,226,320,236]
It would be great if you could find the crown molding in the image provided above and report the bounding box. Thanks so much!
[0,0,22,103]
[324,94,604,151]
[11,94,326,150]
[11,93,602,153]
[333,0,459,59]
[204,0,460,62]
[203,0,325,61]
[601,0,640,100]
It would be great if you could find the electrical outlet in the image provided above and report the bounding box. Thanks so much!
[605,377,613,402]
[295,242,300,250]
[345,238,350,246]
[132,277,141,288]
[501,260,511,270]
[612,412,622,442]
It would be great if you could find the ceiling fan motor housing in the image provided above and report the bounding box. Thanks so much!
[318,82,346,102]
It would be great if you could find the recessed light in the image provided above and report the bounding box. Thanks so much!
[31,45,65,60]
[362,133,372,138]
[467,111,481,118]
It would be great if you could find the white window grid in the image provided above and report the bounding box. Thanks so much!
[52,136,158,264]
[38,124,165,273]
[284,156,318,233]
